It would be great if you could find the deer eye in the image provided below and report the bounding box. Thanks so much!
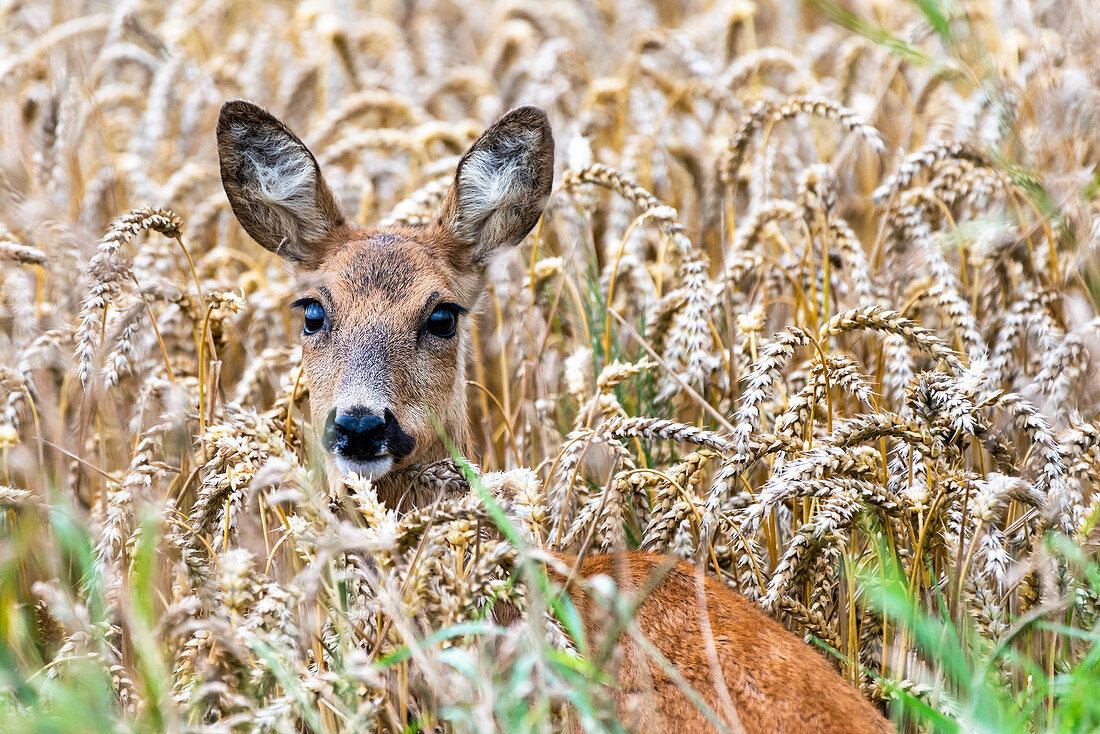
[298,299,325,334]
[424,304,460,339]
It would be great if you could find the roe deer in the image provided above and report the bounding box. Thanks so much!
[217,100,894,734]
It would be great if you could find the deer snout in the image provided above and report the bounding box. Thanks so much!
[322,406,417,478]
[324,406,387,460]
[333,411,386,455]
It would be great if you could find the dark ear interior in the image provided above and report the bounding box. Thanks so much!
[217,100,344,265]
[436,106,554,267]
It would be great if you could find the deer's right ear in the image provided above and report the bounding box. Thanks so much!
[217,100,344,266]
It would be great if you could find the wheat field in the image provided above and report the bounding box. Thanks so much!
[2,0,1100,731]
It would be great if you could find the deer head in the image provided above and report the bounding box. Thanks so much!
[217,101,553,485]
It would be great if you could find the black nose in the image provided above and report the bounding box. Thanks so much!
[335,412,385,440]
[326,408,386,459]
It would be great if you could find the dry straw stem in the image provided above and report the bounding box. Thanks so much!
[306,90,423,147]
[723,96,885,185]
[564,164,685,240]
[720,47,805,92]
[0,225,47,265]
[819,307,964,374]
[732,199,799,251]
[872,141,994,205]
[0,484,42,510]
[600,415,733,453]
[74,207,183,387]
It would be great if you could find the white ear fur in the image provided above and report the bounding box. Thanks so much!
[238,127,323,227]
[233,124,329,247]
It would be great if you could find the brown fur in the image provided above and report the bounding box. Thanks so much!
[555,553,894,734]
[218,101,893,732]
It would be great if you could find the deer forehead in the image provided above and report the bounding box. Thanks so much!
[308,231,460,318]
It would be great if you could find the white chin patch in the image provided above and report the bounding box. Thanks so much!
[333,455,395,480]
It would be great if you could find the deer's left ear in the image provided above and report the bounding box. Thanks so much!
[435,106,554,267]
